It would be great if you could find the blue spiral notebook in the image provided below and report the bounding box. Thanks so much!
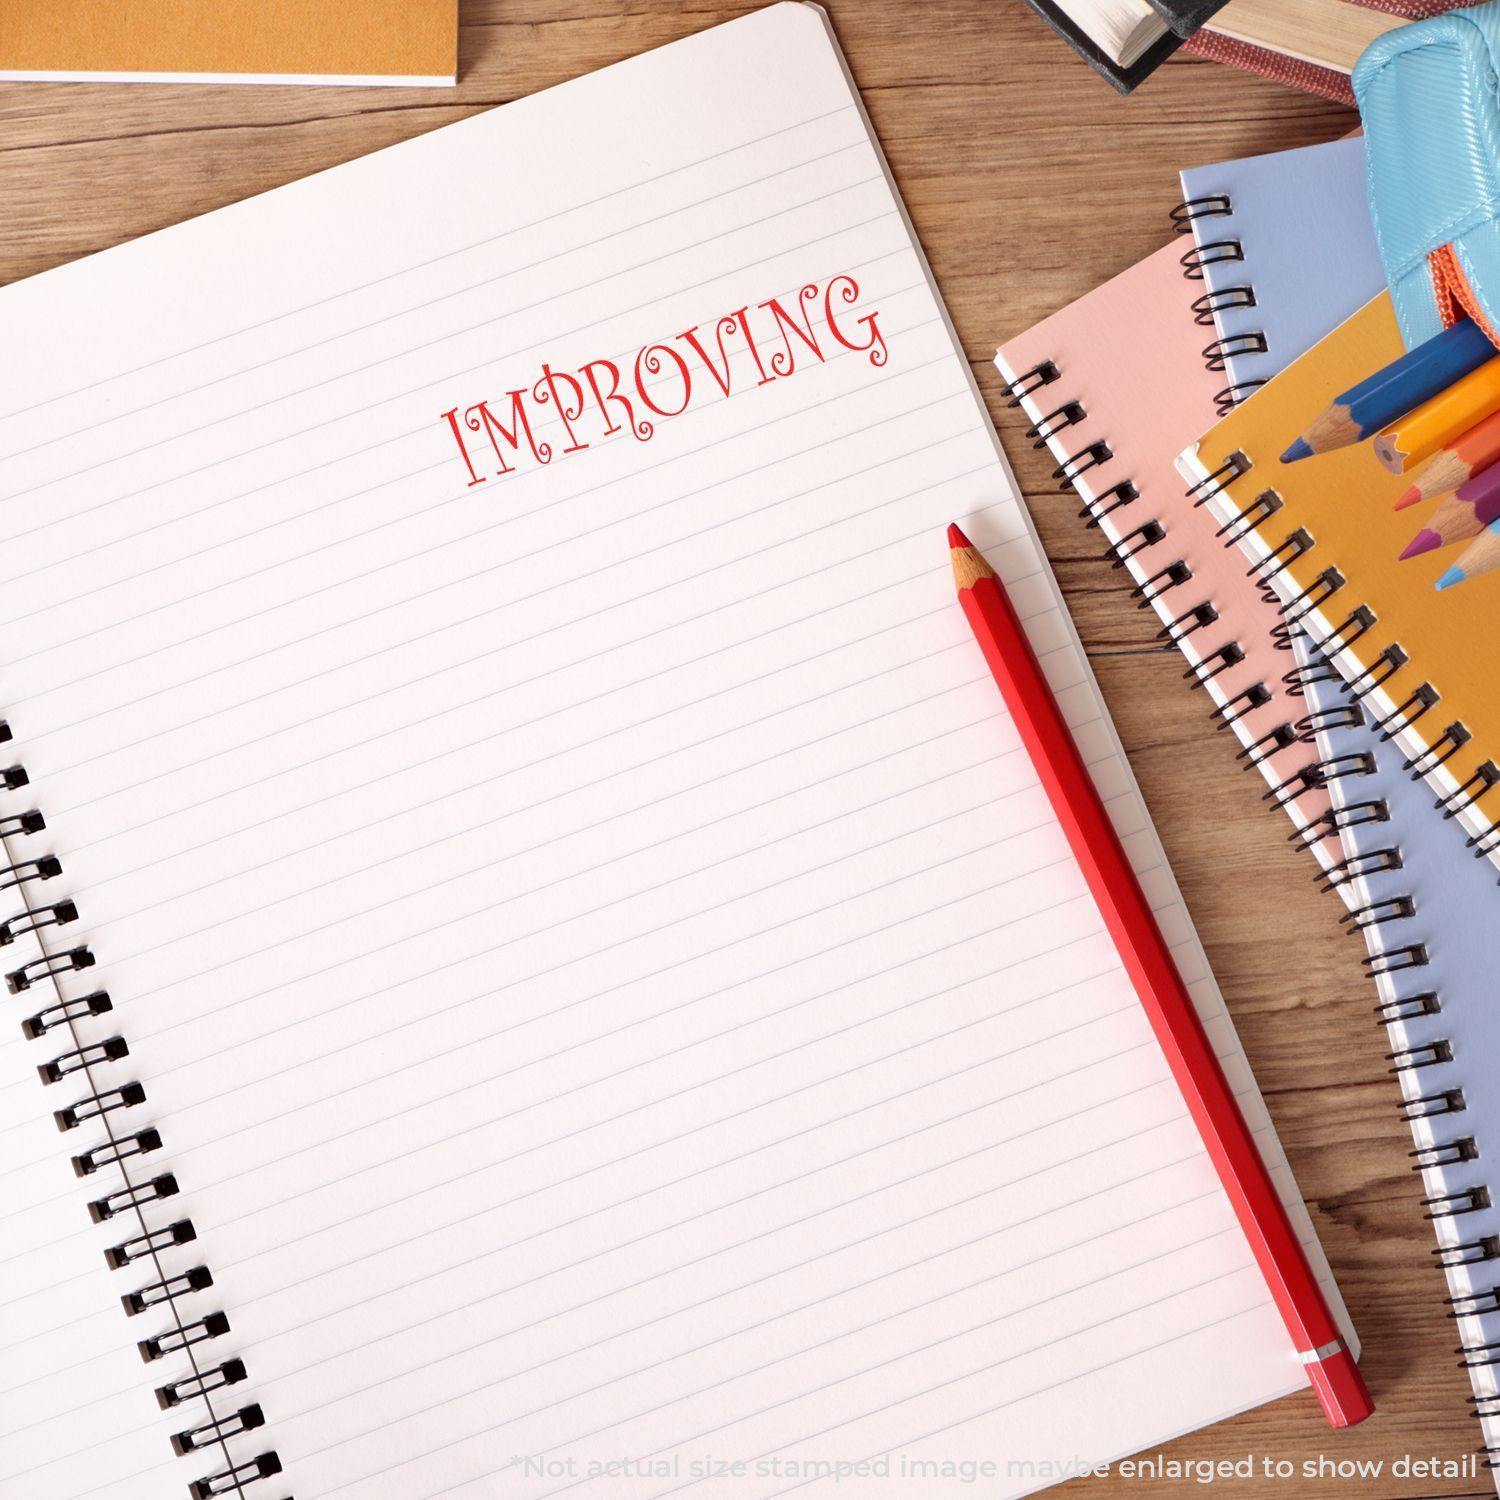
[1181,138,1500,1469]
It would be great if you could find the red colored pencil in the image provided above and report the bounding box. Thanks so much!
[948,522,1372,1430]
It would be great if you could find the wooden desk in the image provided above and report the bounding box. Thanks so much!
[0,2,1484,1493]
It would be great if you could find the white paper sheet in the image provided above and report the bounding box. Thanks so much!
[0,7,1349,1496]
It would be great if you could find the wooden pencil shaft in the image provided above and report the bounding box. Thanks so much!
[1286,321,1496,462]
[1375,358,1500,474]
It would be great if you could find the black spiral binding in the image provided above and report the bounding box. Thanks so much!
[998,363,1342,815]
[0,747,284,1496]
[1195,450,1500,1464]
[1172,190,1271,415]
[1196,446,1500,867]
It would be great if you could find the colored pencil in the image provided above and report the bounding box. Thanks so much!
[1281,317,1494,463]
[1373,355,1500,475]
[947,522,1373,1430]
[1400,484,1500,560]
[1438,517,1500,591]
[1396,407,1500,509]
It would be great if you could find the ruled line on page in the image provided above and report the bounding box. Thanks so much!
[116,754,1056,1124]
[0,279,927,638]
[110,666,1068,1048]
[76,581,989,938]
[89,605,991,978]
[0,938,1139,1356]
[636,1298,1269,1500]
[0,141,876,471]
[59,499,1008,886]
[298,1216,1239,1496]
[74,627,1034,1014]
[26,336,958,753]
[5,1180,1221,1483]
[0,206,910,525]
[243,1074,1182,1364]
[0,752,1036,1123]
[194,917,1116,1258]
[2,184,896,507]
[113,778,1060,1042]
[0,258,923,619]
[0,726,1016,1096]
[14,701,1005,1059]
[0,1068,1194,1428]
[190,930,1119,1235]
[91,753,1039,1090]
[564,1279,1263,1500]
[0,846,1162,1237]
[57,501,1005,884]
[20,1134,1206,1500]
[30,381,971,748]
[0,1073,1197,1468]
[0,769,1110,1216]
[73,660,1009,993]
[275,1182,1222,1466]
[0,1149,1212,1451]
[216,1048,1174,1338]
[212,998,1147,1293]
[0,104,860,427]
[756,1304,1276,1500]
[282,1128,1230,1500]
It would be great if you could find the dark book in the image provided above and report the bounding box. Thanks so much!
[1146,0,1232,37]
[1019,0,1183,93]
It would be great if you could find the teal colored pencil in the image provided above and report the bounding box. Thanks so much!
[1283,318,1495,463]
[1437,517,1500,590]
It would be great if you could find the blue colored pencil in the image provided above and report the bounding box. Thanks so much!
[1282,317,1495,463]
[1437,517,1500,591]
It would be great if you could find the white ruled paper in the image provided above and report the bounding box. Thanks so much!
[0,6,1352,1497]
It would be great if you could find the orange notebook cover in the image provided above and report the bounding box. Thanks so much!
[0,0,457,86]
[1183,293,1500,868]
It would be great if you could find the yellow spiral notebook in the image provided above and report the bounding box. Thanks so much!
[1181,293,1500,867]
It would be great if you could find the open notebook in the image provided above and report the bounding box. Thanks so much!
[0,6,1353,1496]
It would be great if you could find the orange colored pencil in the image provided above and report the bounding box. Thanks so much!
[948,522,1372,1430]
[1373,355,1500,475]
[1396,406,1500,508]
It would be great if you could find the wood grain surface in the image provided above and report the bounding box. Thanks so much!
[0,2,1486,1494]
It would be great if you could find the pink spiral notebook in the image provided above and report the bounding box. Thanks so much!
[995,241,1336,855]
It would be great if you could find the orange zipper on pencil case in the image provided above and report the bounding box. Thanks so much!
[1429,243,1500,350]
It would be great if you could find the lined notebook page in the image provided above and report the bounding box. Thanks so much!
[0,944,189,1496]
[0,6,1350,1496]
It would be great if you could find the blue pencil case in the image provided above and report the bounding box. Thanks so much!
[1354,3,1500,354]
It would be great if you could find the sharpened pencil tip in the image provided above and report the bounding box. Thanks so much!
[1281,438,1313,464]
[948,524,996,591]
[1395,484,1422,510]
[1400,529,1441,560]
[1436,565,1465,591]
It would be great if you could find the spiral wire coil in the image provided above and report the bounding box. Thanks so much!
[1194,446,1500,1463]
[1172,192,1270,415]
[0,755,284,1495]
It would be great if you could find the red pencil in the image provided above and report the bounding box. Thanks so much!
[947,522,1372,1430]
